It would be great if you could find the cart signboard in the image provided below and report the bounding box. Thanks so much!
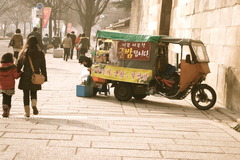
[91,64,152,84]
[117,41,150,61]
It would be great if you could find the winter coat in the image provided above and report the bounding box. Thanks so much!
[70,34,76,46]
[9,33,24,52]
[0,63,22,90]
[17,50,47,91]
[28,31,44,50]
[75,37,81,50]
[79,37,90,50]
[62,37,73,49]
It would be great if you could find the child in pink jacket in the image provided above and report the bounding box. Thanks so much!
[0,53,22,117]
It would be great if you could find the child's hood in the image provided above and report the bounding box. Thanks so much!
[0,63,16,71]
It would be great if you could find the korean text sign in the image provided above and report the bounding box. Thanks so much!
[91,64,152,84]
[117,42,150,61]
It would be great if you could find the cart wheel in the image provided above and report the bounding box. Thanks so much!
[191,84,217,110]
[133,94,147,100]
[114,83,133,101]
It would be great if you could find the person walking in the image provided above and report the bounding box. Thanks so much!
[52,34,61,49]
[17,36,47,117]
[0,53,22,117]
[79,33,90,57]
[61,33,73,61]
[42,33,49,53]
[75,33,82,59]
[70,31,76,59]
[28,27,44,50]
[8,29,24,60]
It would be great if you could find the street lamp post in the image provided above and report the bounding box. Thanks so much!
[36,3,44,36]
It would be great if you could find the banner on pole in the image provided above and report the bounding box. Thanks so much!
[42,7,52,28]
[32,7,40,28]
[67,23,72,33]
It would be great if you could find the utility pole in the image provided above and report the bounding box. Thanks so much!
[36,3,44,36]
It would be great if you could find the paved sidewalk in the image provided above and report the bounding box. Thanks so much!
[1,52,240,160]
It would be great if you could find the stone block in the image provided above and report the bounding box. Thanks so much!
[201,29,211,44]
[184,16,192,29]
[185,0,195,16]
[220,7,233,27]
[223,46,239,67]
[207,10,220,28]
[232,5,240,25]
[206,62,218,89]
[192,13,203,29]
[226,67,240,112]
[194,0,204,13]
[218,0,237,8]
[76,148,161,158]
[53,49,63,58]
[215,65,227,104]
[191,28,201,40]
[237,26,240,45]
[225,27,238,45]
[3,132,72,140]
[209,0,218,10]
[92,141,150,150]
[49,139,91,148]
[162,150,240,159]
[209,28,226,45]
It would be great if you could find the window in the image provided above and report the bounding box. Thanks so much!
[191,42,209,62]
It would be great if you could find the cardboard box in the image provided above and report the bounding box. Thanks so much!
[76,85,93,97]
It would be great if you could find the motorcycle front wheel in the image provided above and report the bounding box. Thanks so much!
[191,84,217,110]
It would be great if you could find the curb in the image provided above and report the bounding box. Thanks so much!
[215,103,240,124]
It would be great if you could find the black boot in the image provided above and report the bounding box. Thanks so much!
[2,104,10,117]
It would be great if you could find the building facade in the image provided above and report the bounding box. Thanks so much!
[129,0,240,112]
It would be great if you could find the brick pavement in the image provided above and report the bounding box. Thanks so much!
[0,51,240,160]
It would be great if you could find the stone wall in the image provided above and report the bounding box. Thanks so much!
[170,0,240,111]
[129,0,162,35]
[129,0,240,112]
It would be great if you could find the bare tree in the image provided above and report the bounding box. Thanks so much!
[111,0,132,12]
[99,0,131,29]
[22,0,71,39]
[0,0,13,16]
[71,0,110,37]
[5,1,31,29]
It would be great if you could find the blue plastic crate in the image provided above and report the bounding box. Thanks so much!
[76,85,93,97]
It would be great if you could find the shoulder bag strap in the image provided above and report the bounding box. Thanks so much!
[28,56,35,73]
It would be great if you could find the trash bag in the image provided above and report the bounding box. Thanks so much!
[80,67,90,83]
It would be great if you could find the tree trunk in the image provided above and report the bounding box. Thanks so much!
[52,12,57,36]
[23,22,26,37]
[49,16,53,41]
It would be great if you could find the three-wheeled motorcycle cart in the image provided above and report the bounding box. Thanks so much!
[91,30,217,110]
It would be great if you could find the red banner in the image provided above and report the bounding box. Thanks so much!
[42,7,52,28]
[67,23,72,33]
[117,41,150,61]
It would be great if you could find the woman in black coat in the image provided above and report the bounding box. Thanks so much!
[17,36,47,117]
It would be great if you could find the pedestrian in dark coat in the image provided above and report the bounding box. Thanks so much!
[17,36,47,117]
[79,33,90,56]
[28,27,44,50]
[70,31,76,59]
[42,33,49,53]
